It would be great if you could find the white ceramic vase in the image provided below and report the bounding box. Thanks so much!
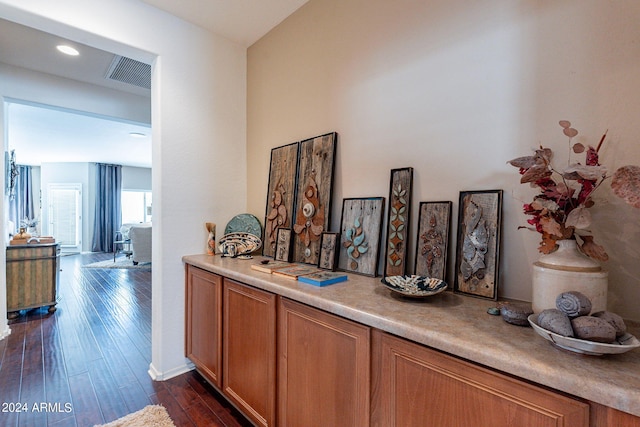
[531,239,608,313]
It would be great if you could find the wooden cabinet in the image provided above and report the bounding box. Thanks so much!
[371,330,589,427]
[278,298,370,427]
[183,261,640,426]
[223,279,276,427]
[590,403,640,427]
[6,243,60,318]
[185,265,223,388]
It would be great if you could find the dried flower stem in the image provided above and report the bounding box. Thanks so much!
[595,130,608,153]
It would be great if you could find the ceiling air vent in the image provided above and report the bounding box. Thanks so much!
[106,55,151,90]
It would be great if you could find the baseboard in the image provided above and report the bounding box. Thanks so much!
[148,359,194,381]
[0,324,12,341]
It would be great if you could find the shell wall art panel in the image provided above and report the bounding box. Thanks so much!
[292,132,337,265]
[414,201,452,281]
[454,190,503,300]
[384,167,413,277]
[338,197,385,277]
[263,142,299,257]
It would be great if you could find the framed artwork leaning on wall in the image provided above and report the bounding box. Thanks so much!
[384,167,413,277]
[338,197,385,277]
[414,201,452,282]
[454,190,502,300]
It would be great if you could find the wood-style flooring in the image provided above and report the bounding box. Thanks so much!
[0,252,252,427]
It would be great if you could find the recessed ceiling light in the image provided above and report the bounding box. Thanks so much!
[129,132,146,138]
[56,45,79,56]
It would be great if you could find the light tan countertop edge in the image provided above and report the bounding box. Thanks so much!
[183,254,640,417]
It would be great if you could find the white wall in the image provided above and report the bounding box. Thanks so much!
[0,62,150,124]
[247,0,640,321]
[122,166,152,191]
[0,0,247,377]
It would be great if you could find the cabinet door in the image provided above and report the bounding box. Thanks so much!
[590,402,640,427]
[185,265,223,388]
[371,330,589,427]
[223,279,276,427]
[278,298,370,427]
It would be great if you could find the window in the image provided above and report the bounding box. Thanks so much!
[122,190,152,224]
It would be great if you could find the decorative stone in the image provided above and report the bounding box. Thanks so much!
[500,302,533,326]
[592,311,627,338]
[487,307,500,316]
[538,309,574,337]
[571,316,616,343]
[556,291,592,318]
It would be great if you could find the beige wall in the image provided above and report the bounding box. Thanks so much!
[247,0,640,321]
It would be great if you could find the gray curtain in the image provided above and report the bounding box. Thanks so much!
[8,164,35,233]
[91,163,122,252]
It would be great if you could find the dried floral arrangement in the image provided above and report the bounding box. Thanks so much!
[508,120,640,260]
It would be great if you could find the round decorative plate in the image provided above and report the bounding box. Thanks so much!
[225,213,262,238]
[528,314,640,356]
[381,275,447,298]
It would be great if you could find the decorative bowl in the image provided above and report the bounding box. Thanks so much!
[528,314,640,356]
[381,275,447,298]
[218,232,262,258]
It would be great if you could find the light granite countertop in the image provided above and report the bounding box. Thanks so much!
[183,254,640,417]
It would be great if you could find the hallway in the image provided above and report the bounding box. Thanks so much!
[0,252,250,426]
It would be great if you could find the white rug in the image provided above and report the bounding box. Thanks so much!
[94,405,175,427]
[83,257,151,269]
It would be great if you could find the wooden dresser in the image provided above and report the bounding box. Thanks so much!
[6,243,60,318]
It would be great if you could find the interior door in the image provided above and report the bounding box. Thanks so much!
[47,183,82,252]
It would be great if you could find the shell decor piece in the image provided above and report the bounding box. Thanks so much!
[293,172,324,251]
[266,178,288,253]
[292,133,337,264]
[381,275,447,298]
[460,200,488,281]
[344,216,368,270]
[454,190,502,300]
[218,232,262,258]
[263,142,299,257]
[421,214,444,276]
[387,184,407,268]
[385,167,413,277]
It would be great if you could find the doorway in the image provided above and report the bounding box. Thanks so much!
[47,183,82,253]
[1,18,152,252]
[0,15,156,337]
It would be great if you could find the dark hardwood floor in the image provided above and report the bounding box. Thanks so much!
[0,252,252,427]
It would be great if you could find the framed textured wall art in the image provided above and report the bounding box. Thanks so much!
[338,197,385,277]
[292,132,337,265]
[275,228,292,262]
[263,142,300,257]
[454,190,503,300]
[414,201,452,281]
[318,232,340,271]
[384,167,413,277]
